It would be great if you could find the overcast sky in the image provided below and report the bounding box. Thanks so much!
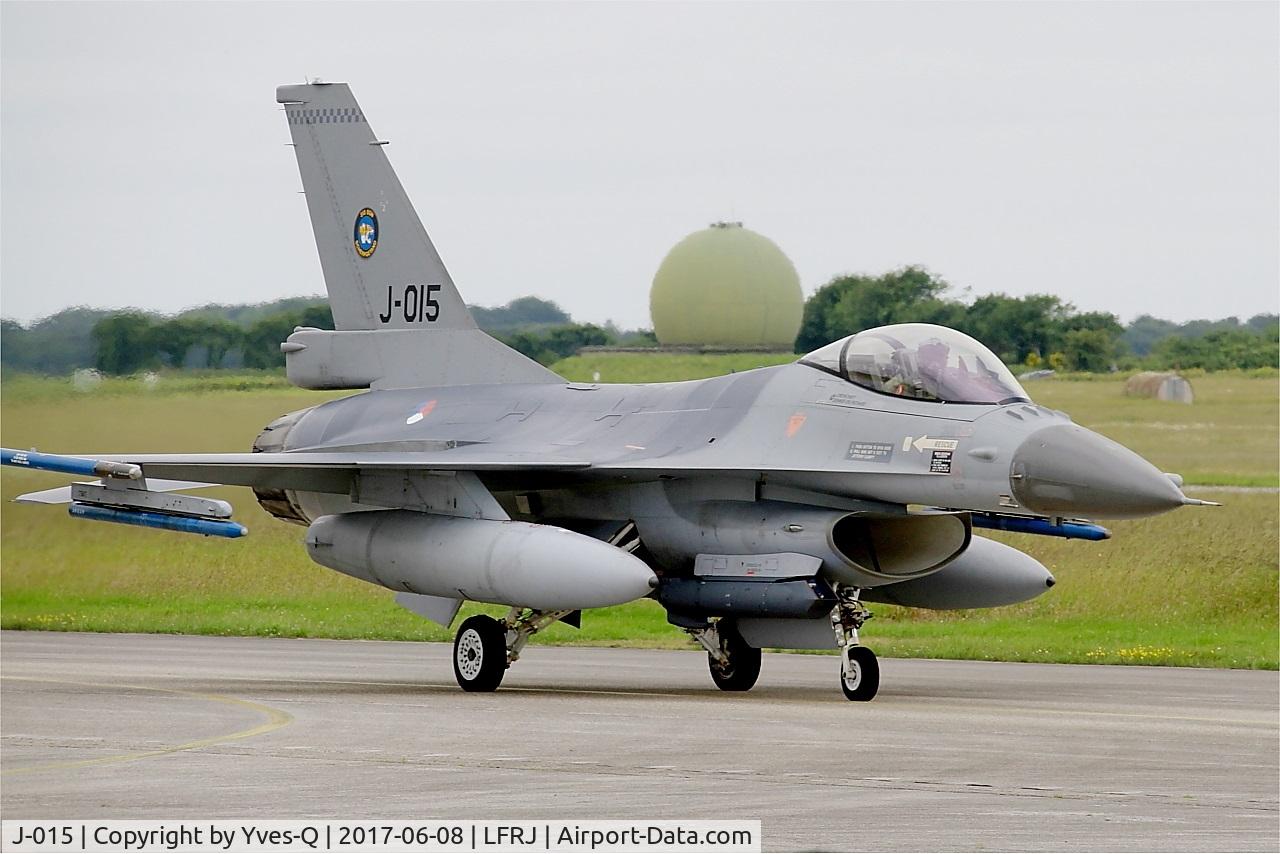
[2,1,1277,330]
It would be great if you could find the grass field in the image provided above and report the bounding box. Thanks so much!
[555,351,797,384]
[1,364,1276,669]
[1013,372,1279,488]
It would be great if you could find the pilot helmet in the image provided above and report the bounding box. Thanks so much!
[916,339,950,369]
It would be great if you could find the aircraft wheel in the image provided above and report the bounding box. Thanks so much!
[453,615,507,692]
[709,620,762,692]
[840,646,879,701]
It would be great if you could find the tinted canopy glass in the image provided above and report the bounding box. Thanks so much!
[801,323,1030,405]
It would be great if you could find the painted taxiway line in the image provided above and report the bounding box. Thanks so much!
[0,676,293,776]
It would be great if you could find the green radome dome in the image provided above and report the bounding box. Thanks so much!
[650,222,803,348]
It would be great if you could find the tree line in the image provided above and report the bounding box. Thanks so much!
[797,267,1277,372]
[1,296,638,374]
[2,273,1275,375]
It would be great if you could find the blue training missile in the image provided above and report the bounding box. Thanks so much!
[1,448,140,480]
[68,503,248,538]
[970,513,1110,541]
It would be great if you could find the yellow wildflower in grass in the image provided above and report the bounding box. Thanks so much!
[1086,645,1182,663]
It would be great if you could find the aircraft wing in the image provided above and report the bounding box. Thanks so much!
[5,449,592,499]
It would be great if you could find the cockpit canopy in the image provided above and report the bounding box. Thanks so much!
[800,323,1030,405]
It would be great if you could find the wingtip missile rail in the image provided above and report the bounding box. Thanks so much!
[2,448,141,480]
[3,447,247,538]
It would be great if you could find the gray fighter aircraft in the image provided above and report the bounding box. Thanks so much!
[2,82,1216,701]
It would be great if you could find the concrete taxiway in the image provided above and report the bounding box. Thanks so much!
[1,631,1276,851]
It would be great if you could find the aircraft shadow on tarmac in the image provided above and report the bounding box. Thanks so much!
[183,671,1060,707]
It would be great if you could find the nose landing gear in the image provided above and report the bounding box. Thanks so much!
[840,645,879,701]
[833,586,879,701]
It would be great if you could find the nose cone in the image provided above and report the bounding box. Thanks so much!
[1011,424,1186,519]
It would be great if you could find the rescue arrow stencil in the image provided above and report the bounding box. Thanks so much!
[903,435,960,453]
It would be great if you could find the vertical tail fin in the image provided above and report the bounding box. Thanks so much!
[277,82,473,331]
[276,82,560,388]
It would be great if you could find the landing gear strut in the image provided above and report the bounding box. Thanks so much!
[687,619,762,692]
[451,608,576,692]
[832,586,879,701]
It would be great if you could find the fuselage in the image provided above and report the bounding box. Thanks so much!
[259,360,1185,532]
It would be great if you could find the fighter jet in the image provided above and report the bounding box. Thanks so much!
[1,82,1216,701]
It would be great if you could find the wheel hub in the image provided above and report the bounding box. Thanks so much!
[843,658,862,691]
[456,629,484,680]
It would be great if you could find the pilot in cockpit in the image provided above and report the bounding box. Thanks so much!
[799,323,1031,406]
[916,337,1000,402]
[915,338,954,398]
[881,347,916,397]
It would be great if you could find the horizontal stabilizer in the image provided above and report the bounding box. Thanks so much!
[283,327,560,390]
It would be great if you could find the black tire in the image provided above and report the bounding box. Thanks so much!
[453,615,507,692]
[709,620,762,692]
[840,645,879,701]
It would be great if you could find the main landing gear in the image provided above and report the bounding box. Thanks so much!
[833,586,879,701]
[687,593,880,701]
[452,608,577,692]
[686,619,763,692]
[452,615,506,692]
